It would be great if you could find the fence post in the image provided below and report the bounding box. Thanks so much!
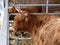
[46,0,49,13]
[0,0,9,45]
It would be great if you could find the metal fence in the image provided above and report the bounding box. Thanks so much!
[0,0,60,45]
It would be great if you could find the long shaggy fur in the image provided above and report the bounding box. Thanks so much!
[13,11,60,45]
[20,6,42,13]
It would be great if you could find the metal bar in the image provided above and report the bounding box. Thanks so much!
[46,0,49,13]
[10,4,46,6]
[10,37,32,40]
[30,13,60,15]
[9,13,60,15]
[15,38,18,45]
[0,0,9,45]
[9,20,14,23]
[9,4,46,6]
[9,4,60,6]
[48,4,60,6]
[5,0,9,45]
[9,13,18,15]
[47,13,60,15]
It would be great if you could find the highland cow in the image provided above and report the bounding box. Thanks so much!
[13,11,60,45]
[9,6,42,20]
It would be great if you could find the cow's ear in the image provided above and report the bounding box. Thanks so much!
[19,10,29,16]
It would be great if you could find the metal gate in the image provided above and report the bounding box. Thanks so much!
[0,0,60,45]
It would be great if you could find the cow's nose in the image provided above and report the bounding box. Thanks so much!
[9,27,25,36]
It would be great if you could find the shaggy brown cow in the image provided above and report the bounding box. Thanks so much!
[20,6,42,13]
[13,11,60,45]
[9,6,42,20]
[9,6,42,13]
